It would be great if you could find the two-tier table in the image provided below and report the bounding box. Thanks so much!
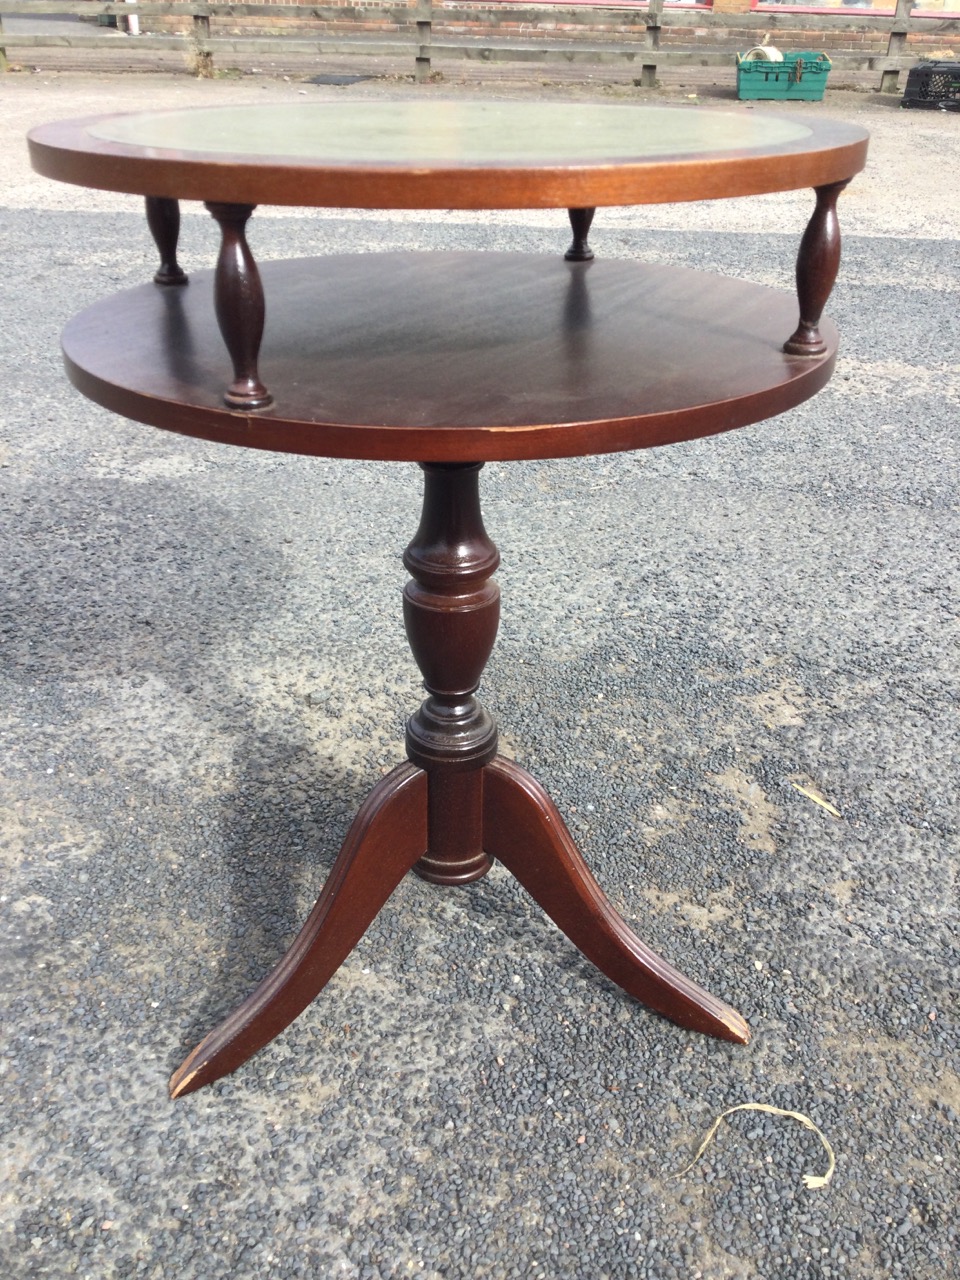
[28,101,869,1097]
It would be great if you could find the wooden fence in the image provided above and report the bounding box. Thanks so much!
[1,0,958,90]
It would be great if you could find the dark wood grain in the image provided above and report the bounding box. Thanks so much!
[166,457,751,1095]
[403,463,500,770]
[61,252,838,464]
[38,101,863,1094]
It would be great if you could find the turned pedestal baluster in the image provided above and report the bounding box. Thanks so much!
[565,207,596,262]
[145,196,188,287]
[403,462,501,885]
[204,201,273,410]
[784,180,850,357]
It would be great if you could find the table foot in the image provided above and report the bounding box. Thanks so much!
[168,762,427,1098]
[482,757,751,1045]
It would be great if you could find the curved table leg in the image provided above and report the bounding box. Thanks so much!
[482,757,750,1045]
[169,762,428,1098]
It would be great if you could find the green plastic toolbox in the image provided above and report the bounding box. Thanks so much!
[736,52,832,102]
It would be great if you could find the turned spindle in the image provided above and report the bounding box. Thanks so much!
[565,207,596,262]
[784,180,849,357]
[145,196,188,287]
[205,201,272,410]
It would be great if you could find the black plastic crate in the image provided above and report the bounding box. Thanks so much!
[901,61,960,111]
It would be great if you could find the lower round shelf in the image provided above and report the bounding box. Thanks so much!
[62,251,837,463]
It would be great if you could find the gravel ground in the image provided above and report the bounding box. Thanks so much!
[1,71,958,1280]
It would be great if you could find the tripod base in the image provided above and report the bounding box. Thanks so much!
[169,756,748,1098]
[170,461,748,1098]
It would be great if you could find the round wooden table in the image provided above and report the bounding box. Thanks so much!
[29,101,869,1098]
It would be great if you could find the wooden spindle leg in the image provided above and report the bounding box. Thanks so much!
[403,463,500,885]
[784,180,850,357]
[204,201,272,410]
[565,207,596,262]
[145,196,188,286]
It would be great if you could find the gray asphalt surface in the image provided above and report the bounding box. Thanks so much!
[1,72,958,1280]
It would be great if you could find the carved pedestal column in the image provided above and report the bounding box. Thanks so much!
[403,462,500,884]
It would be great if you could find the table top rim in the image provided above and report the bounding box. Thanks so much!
[28,101,869,209]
